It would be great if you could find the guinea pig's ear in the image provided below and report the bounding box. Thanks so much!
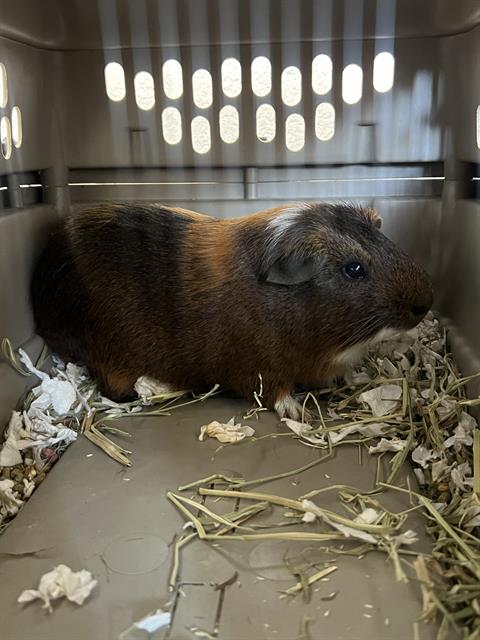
[263,253,318,286]
[364,207,382,229]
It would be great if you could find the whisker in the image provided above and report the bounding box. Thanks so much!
[335,314,384,351]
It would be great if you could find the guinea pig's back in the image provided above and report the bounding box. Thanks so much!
[31,203,205,364]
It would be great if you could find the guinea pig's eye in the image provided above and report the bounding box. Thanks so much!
[342,261,367,280]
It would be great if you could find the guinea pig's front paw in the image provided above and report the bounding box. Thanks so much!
[274,394,310,421]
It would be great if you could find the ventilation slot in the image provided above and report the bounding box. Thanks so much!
[342,64,363,104]
[312,55,332,95]
[192,69,213,109]
[191,116,211,154]
[134,71,155,110]
[373,52,395,93]
[219,105,239,144]
[162,60,183,100]
[104,62,126,102]
[315,103,335,141]
[251,57,272,97]
[221,58,242,98]
[281,66,302,107]
[285,114,305,152]
[256,104,276,143]
[162,107,182,145]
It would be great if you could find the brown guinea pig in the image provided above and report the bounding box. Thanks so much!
[31,201,433,419]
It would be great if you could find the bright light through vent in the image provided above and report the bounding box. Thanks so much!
[312,55,332,95]
[281,66,302,107]
[251,57,271,97]
[192,69,213,109]
[134,71,155,110]
[162,107,182,145]
[342,64,363,104]
[11,106,22,148]
[162,60,183,100]
[476,106,480,150]
[219,105,239,144]
[256,104,275,143]
[221,58,241,98]
[104,62,126,102]
[285,114,305,152]
[0,63,7,108]
[1,116,12,159]
[191,116,211,154]
[315,103,335,141]
[373,52,395,93]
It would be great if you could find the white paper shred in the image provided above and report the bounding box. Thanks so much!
[411,445,437,469]
[450,462,474,492]
[119,609,171,640]
[368,438,406,454]
[0,478,24,517]
[0,411,24,466]
[17,564,97,613]
[436,397,457,421]
[301,499,377,544]
[414,468,426,485]
[19,349,76,416]
[23,478,35,498]
[444,412,476,451]
[330,422,388,445]
[354,508,379,525]
[198,418,255,444]
[281,418,326,445]
[358,384,403,416]
[387,530,418,546]
[431,459,452,482]
[0,410,77,469]
[302,511,317,523]
[134,376,172,401]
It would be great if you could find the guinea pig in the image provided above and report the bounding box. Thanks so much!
[31,201,433,419]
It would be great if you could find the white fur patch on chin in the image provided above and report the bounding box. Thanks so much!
[333,342,370,368]
[333,327,404,369]
[274,394,304,420]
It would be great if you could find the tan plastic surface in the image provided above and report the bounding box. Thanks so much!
[0,396,438,640]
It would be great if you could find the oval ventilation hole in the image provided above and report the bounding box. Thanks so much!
[11,106,22,148]
[1,116,12,159]
[285,113,305,152]
[342,64,363,104]
[477,105,480,150]
[315,103,335,141]
[219,105,239,144]
[134,71,155,110]
[191,116,211,154]
[312,54,332,95]
[192,69,213,109]
[0,63,7,108]
[221,58,241,98]
[281,66,302,107]
[373,52,395,93]
[373,51,395,93]
[162,107,182,145]
[256,104,275,143]
[162,59,183,100]
[251,56,271,97]
[104,62,126,102]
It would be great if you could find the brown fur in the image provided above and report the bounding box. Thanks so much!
[31,201,433,412]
